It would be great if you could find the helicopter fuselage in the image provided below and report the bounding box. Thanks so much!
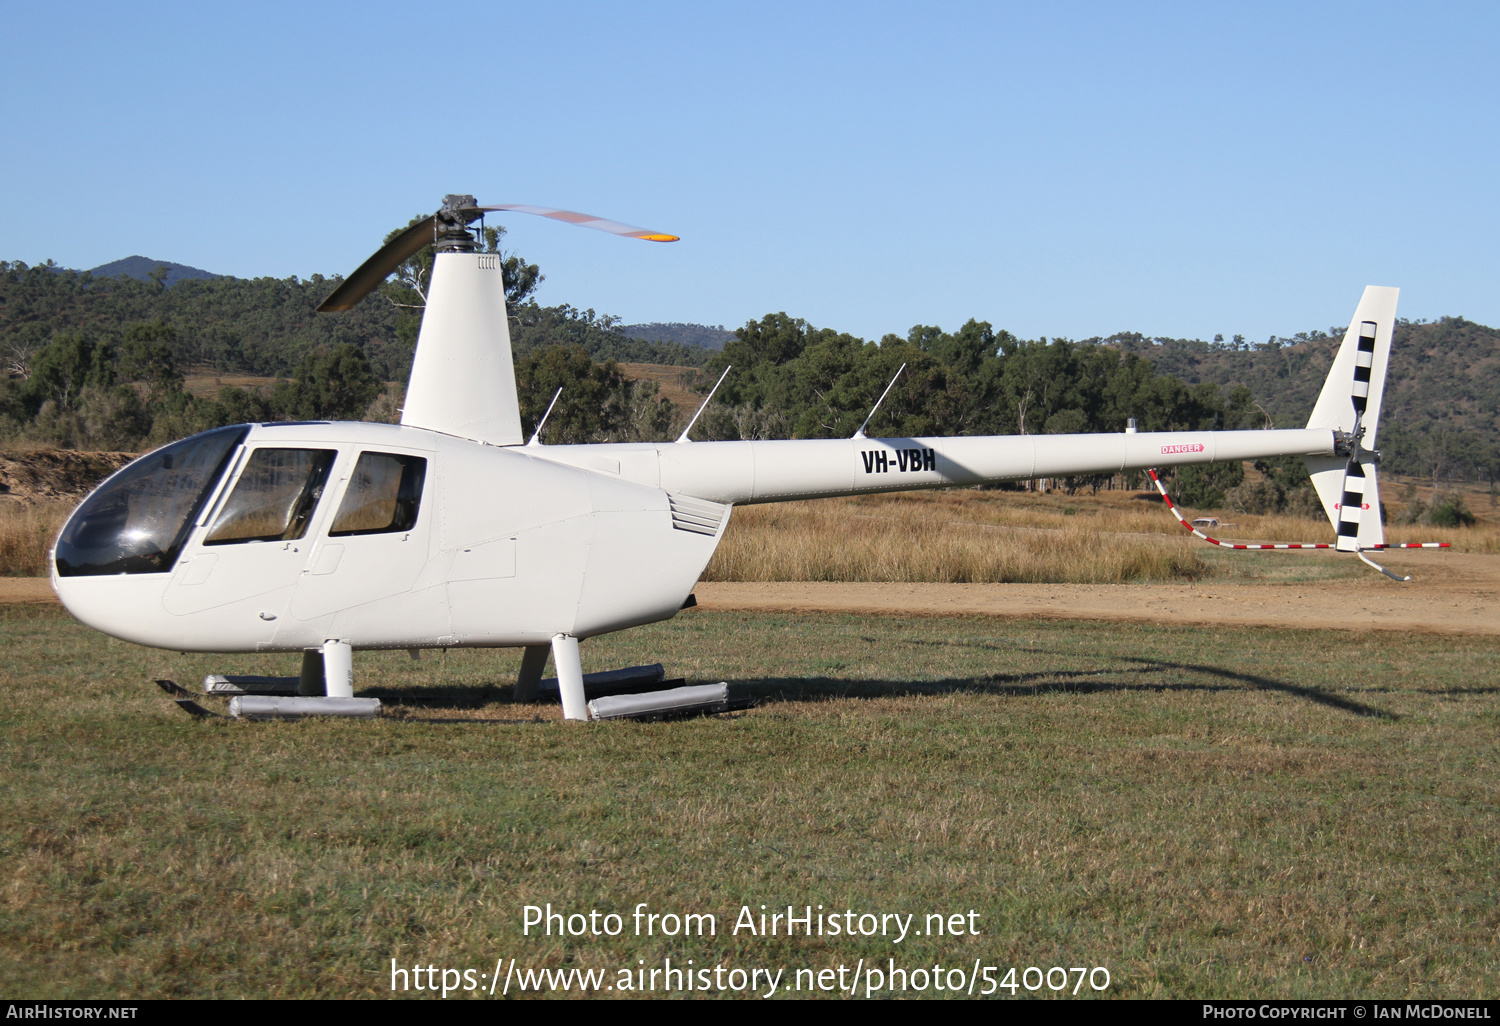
[50,418,1335,654]
[50,421,724,652]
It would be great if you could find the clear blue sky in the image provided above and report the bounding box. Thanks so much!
[2,1,1495,344]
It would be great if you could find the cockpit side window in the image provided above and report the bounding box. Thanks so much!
[204,448,336,545]
[329,453,427,536]
[54,425,248,577]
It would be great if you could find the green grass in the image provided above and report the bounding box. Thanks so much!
[1,605,1497,999]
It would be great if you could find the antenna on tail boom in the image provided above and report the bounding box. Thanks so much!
[853,363,907,440]
[527,388,564,446]
[676,366,731,443]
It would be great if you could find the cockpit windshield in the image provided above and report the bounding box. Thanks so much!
[55,425,247,577]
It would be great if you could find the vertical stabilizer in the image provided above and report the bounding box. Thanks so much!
[400,252,524,446]
[1306,286,1399,443]
[1304,286,1398,549]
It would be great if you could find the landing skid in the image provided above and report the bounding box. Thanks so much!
[587,682,758,722]
[157,679,381,719]
[156,657,753,723]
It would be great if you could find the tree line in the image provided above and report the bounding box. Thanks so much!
[1108,317,1500,486]
[668,313,1258,506]
[0,254,706,384]
[5,226,1494,508]
[0,258,1319,510]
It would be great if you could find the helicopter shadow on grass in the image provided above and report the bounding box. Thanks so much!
[357,684,529,723]
[353,647,1397,722]
[727,649,1398,721]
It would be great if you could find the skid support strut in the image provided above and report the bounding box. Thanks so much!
[514,644,550,702]
[297,650,326,696]
[551,634,587,721]
[323,640,354,699]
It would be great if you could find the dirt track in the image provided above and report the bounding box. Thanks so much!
[14,549,1497,635]
[1,579,57,604]
[693,550,1500,636]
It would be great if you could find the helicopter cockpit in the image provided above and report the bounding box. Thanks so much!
[54,425,429,579]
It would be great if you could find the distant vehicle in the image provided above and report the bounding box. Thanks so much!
[1191,517,1225,528]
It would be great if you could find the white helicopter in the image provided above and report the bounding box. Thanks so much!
[51,194,1412,721]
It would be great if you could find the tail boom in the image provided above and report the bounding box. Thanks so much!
[539,428,1335,506]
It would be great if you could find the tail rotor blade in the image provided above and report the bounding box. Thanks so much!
[1335,459,1368,552]
[317,215,436,312]
[1336,453,1390,552]
[476,204,678,242]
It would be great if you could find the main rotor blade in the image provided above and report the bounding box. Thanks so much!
[317,215,436,312]
[317,201,676,314]
[476,204,678,242]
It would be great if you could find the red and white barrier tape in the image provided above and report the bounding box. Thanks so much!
[1145,469,1450,551]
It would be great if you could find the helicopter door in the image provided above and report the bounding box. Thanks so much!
[286,450,437,641]
[163,447,336,618]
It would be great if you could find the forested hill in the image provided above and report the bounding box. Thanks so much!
[1,260,708,383]
[620,322,735,349]
[83,257,220,287]
[1110,317,1500,481]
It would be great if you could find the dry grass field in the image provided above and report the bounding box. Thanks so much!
[706,491,1216,584]
[0,502,73,578]
[704,485,1500,586]
[616,363,707,411]
[181,371,282,398]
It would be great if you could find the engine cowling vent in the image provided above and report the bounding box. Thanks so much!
[668,494,727,536]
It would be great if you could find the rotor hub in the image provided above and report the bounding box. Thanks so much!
[434,194,482,252]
